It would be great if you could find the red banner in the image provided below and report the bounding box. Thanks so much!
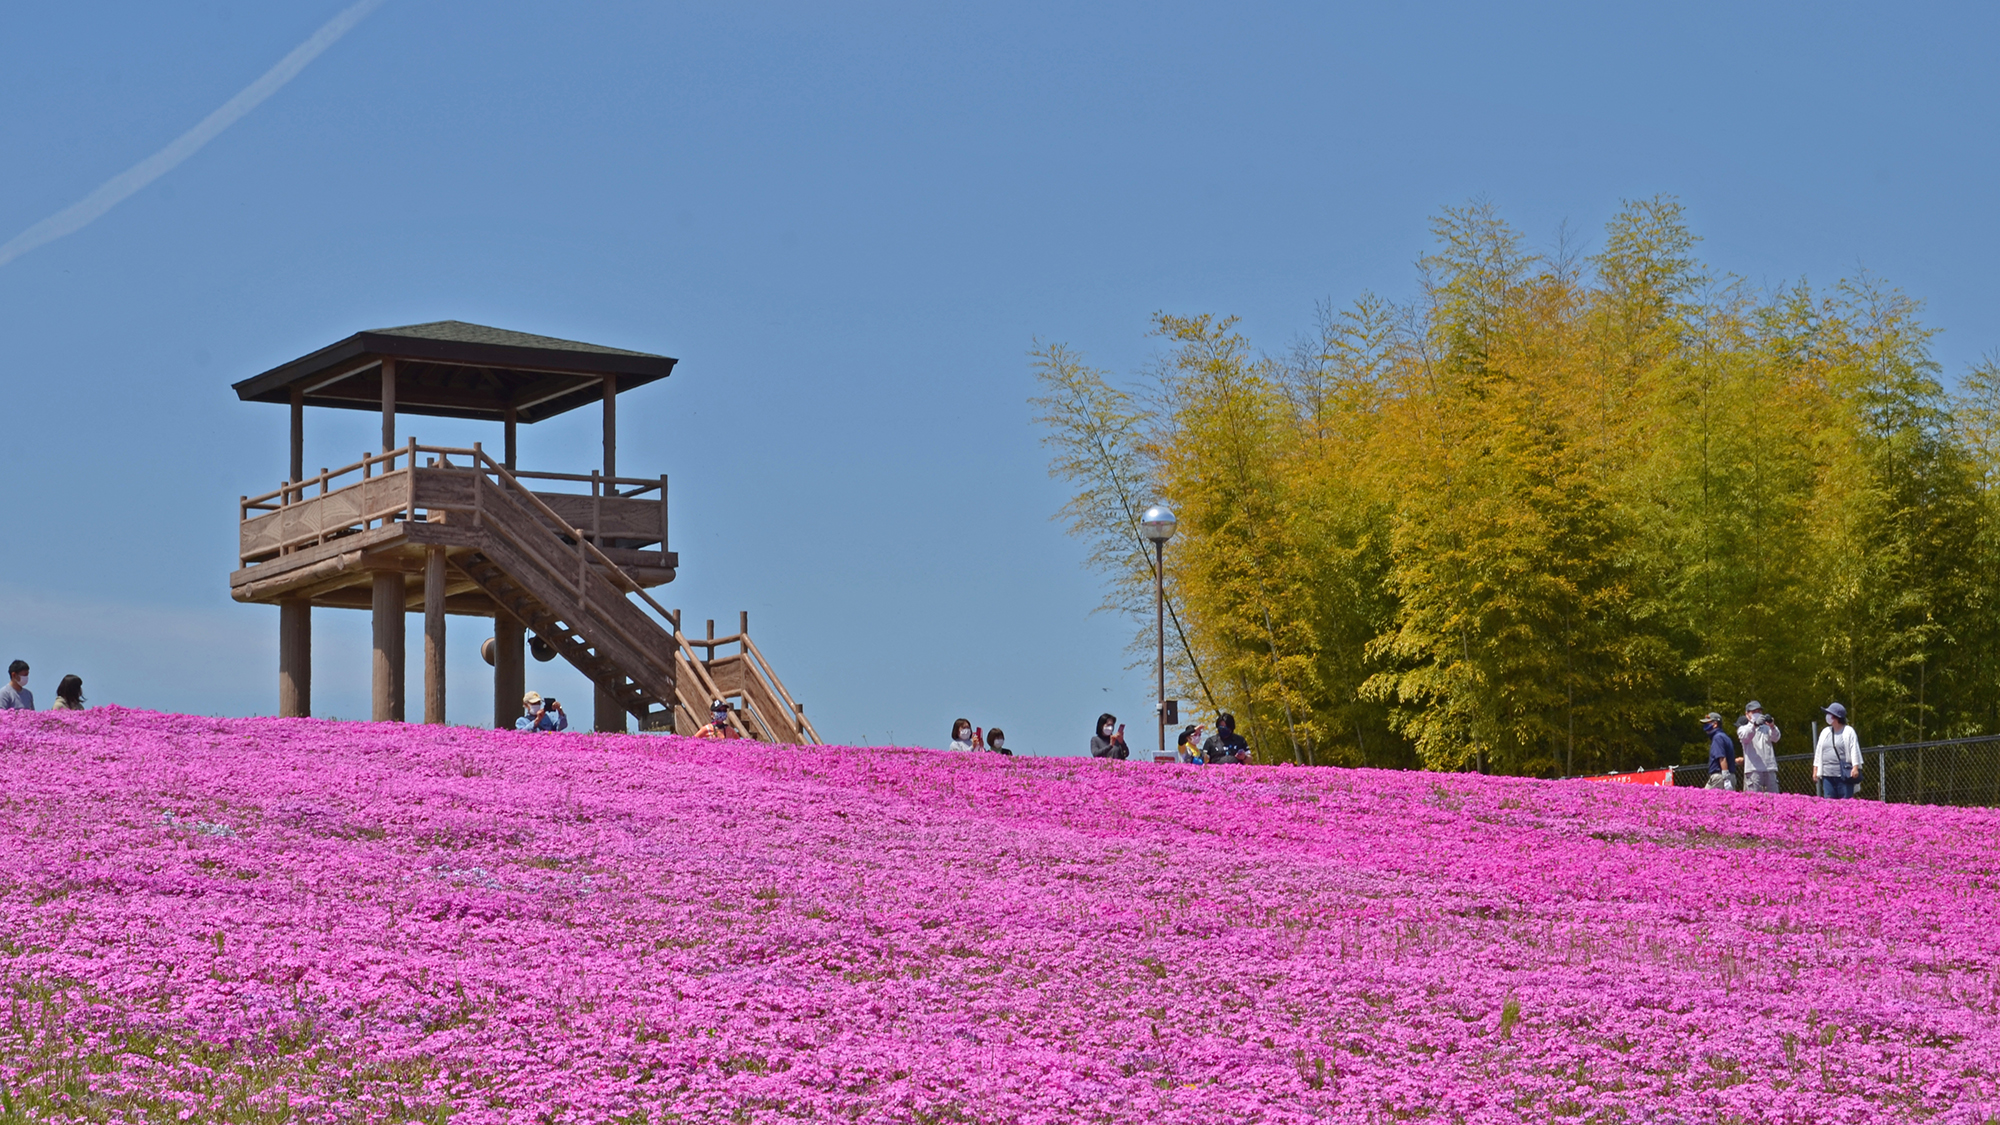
[1583,768,1675,786]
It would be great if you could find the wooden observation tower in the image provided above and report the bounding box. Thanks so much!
[230,321,817,742]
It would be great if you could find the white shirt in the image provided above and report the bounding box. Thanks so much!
[1814,725,1862,778]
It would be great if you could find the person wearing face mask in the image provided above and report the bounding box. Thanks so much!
[984,727,1013,756]
[949,718,983,752]
[0,660,33,711]
[1813,702,1862,799]
[1736,701,1782,794]
[515,691,568,732]
[1202,713,1251,764]
[1090,713,1129,759]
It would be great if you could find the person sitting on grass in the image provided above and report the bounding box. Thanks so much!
[696,700,736,740]
[51,675,86,711]
[0,660,32,711]
[515,691,568,732]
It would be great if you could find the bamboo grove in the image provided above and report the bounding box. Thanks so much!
[1034,198,2000,776]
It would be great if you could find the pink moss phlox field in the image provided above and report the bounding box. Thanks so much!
[2,709,1998,1123]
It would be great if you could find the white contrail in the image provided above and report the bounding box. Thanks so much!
[0,0,388,270]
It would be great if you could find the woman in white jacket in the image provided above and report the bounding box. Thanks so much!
[1813,702,1862,799]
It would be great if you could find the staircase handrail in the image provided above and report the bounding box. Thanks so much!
[463,447,748,738]
[470,476,680,685]
[667,637,752,739]
[739,634,819,743]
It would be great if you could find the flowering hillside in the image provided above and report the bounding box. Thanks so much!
[1,710,1996,1123]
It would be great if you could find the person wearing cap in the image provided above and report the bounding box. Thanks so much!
[514,691,568,732]
[695,700,735,740]
[1175,723,1207,765]
[1736,701,1782,794]
[1813,702,1861,799]
[1701,712,1738,791]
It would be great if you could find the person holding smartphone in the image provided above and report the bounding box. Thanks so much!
[1090,713,1129,759]
[950,718,983,752]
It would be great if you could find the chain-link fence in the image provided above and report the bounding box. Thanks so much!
[1663,733,2000,807]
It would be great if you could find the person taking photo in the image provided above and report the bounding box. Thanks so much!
[515,691,568,732]
[1089,714,1129,759]
[696,700,735,740]
[1736,701,1781,794]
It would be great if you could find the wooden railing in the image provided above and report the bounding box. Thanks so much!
[453,449,764,740]
[239,441,668,566]
[238,443,816,745]
[683,621,820,744]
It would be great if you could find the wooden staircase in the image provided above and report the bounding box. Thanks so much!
[450,453,817,742]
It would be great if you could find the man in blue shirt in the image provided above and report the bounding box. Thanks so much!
[515,691,568,732]
[1702,712,1737,791]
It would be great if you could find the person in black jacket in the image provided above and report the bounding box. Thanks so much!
[1089,713,1129,759]
[1203,713,1251,764]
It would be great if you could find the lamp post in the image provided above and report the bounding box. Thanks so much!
[1140,504,1178,762]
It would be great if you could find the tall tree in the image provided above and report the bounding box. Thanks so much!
[1035,198,2000,773]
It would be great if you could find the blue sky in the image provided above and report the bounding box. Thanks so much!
[3,2,1998,753]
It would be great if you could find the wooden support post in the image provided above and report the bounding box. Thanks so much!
[289,387,304,492]
[278,600,311,717]
[594,684,625,733]
[602,374,617,480]
[503,406,518,470]
[371,571,405,722]
[493,614,524,730]
[424,547,446,725]
[740,610,749,656]
[380,358,397,453]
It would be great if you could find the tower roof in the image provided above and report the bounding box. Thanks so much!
[233,321,678,423]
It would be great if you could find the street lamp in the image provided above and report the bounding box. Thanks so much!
[1140,504,1178,762]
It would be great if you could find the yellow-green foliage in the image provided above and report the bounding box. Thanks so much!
[1035,197,2000,775]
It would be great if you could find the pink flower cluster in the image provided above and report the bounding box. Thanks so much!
[1,707,1997,1123]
